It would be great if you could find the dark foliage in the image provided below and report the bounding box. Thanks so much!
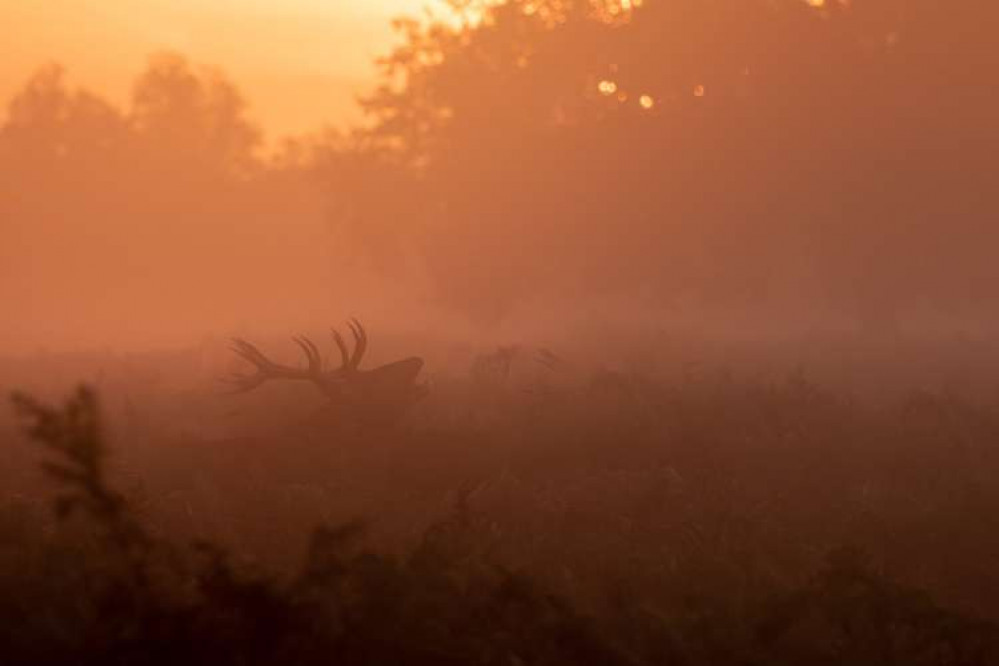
[2,384,997,665]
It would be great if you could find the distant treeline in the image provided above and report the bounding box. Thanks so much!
[2,0,996,344]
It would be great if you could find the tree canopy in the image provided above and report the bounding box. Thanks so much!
[319,0,998,325]
[0,55,333,351]
[3,1,996,342]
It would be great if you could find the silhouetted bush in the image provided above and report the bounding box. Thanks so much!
[2,384,997,665]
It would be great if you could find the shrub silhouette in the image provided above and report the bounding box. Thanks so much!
[3,384,998,664]
[4,386,621,665]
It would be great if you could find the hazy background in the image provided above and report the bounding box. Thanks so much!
[3,6,999,661]
[1,0,426,135]
[1,0,997,355]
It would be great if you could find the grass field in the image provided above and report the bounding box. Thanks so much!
[1,331,998,664]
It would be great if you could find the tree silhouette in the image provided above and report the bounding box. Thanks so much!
[320,0,999,327]
[130,52,262,177]
[0,55,334,351]
[2,1,995,338]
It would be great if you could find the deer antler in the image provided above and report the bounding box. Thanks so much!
[330,318,368,373]
[223,336,325,393]
[347,318,367,370]
[331,328,350,370]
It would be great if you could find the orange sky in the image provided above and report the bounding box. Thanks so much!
[0,0,433,137]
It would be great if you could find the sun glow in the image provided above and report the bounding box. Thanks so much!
[0,0,431,136]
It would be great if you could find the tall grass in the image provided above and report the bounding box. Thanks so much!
[2,375,998,664]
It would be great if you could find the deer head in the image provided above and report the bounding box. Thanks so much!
[224,319,426,422]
